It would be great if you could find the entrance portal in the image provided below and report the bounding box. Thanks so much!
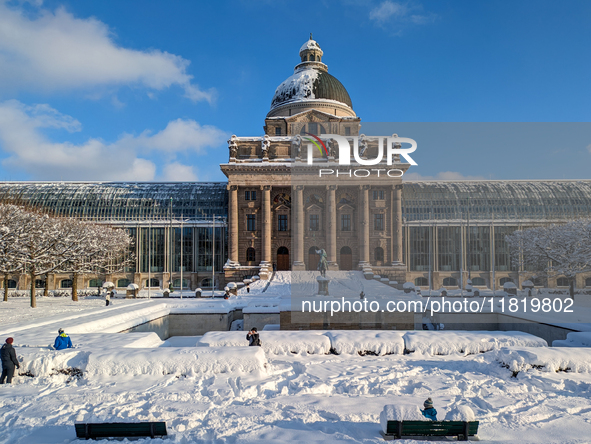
[277,246,290,271]
[308,246,320,271]
[340,246,353,271]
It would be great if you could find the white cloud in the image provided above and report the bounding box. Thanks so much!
[369,1,436,27]
[586,143,591,153]
[0,2,214,102]
[160,162,198,182]
[0,100,226,181]
[403,171,486,181]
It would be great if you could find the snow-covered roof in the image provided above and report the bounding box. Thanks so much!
[299,39,322,54]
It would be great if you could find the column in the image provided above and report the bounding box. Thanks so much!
[358,185,370,266]
[293,185,305,269]
[262,185,272,263]
[326,185,338,268]
[228,185,239,263]
[392,184,403,264]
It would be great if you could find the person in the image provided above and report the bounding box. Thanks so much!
[54,328,73,350]
[246,327,261,346]
[421,398,437,421]
[246,284,250,294]
[0,338,19,384]
[105,290,111,306]
[360,291,365,300]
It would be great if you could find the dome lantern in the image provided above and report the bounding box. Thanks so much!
[299,33,324,64]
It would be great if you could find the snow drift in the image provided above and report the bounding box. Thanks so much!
[324,330,405,355]
[495,346,591,373]
[199,331,331,355]
[380,404,425,432]
[403,331,547,355]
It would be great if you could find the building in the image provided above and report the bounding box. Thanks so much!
[1,37,591,292]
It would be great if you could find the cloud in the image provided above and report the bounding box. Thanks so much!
[369,1,436,27]
[403,171,486,181]
[0,2,214,102]
[0,100,227,181]
[160,162,198,182]
[587,143,591,153]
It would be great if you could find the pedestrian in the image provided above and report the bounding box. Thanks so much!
[246,284,250,294]
[54,328,73,350]
[421,398,437,421]
[360,291,365,300]
[105,290,111,306]
[1,338,20,384]
[246,327,261,346]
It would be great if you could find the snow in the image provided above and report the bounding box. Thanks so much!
[380,404,424,431]
[553,331,591,347]
[272,68,319,106]
[403,331,547,355]
[300,39,321,53]
[199,331,331,355]
[495,346,591,373]
[325,330,405,356]
[444,405,476,421]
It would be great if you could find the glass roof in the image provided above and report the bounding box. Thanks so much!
[0,182,228,221]
[402,180,591,223]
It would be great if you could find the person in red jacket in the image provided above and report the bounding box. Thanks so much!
[1,338,20,384]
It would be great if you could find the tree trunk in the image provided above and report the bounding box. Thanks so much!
[3,274,8,302]
[44,274,49,297]
[30,272,36,308]
[72,272,78,301]
[570,279,575,300]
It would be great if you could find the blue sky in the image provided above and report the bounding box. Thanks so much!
[0,0,590,182]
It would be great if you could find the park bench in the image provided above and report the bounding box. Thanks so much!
[75,422,167,440]
[381,420,479,441]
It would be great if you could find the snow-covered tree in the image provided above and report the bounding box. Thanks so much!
[0,205,29,301]
[506,219,591,298]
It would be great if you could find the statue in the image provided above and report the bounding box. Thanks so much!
[262,135,270,160]
[228,135,238,159]
[358,134,368,158]
[292,135,302,160]
[316,248,328,277]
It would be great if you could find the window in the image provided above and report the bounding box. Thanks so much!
[247,214,256,231]
[275,127,281,136]
[278,214,288,231]
[145,278,159,288]
[308,122,318,135]
[309,214,319,231]
[471,277,486,286]
[201,278,212,288]
[35,279,45,289]
[60,279,73,289]
[246,247,256,262]
[373,190,385,200]
[415,277,428,286]
[375,247,384,263]
[557,277,569,287]
[117,279,131,288]
[500,277,513,286]
[6,279,17,289]
[88,279,102,288]
[443,277,458,287]
[341,214,351,231]
[374,213,384,231]
[586,277,591,287]
[245,190,257,201]
[173,278,190,289]
[345,127,351,136]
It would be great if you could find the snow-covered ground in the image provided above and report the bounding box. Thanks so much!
[1,287,591,443]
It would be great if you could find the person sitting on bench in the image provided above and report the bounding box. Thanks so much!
[421,398,437,421]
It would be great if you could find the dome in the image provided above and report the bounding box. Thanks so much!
[270,68,353,110]
[269,37,353,114]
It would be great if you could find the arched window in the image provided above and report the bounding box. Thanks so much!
[415,277,428,286]
[88,279,102,288]
[374,247,384,263]
[556,277,569,287]
[145,278,159,288]
[533,277,545,287]
[7,279,17,289]
[201,278,212,288]
[586,277,591,288]
[339,246,353,271]
[117,278,131,288]
[500,277,513,286]
[471,277,486,286]
[246,247,256,262]
[35,279,46,289]
[443,277,457,287]
[173,278,190,289]
[60,279,73,289]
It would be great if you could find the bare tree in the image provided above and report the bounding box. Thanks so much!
[507,219,591,299]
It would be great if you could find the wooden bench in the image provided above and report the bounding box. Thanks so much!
[381,420,479,441]
[75,422,167,440]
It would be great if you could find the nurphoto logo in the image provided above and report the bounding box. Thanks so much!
[302,134,418,178]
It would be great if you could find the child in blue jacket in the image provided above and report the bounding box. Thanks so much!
[421,398,437,421]
[54,328,73,350]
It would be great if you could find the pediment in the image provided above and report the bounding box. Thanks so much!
[275,204,290,212]
[338,203,355,211]
[306,203,323,212]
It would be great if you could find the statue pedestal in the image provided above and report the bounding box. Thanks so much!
[317,276,330,296]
